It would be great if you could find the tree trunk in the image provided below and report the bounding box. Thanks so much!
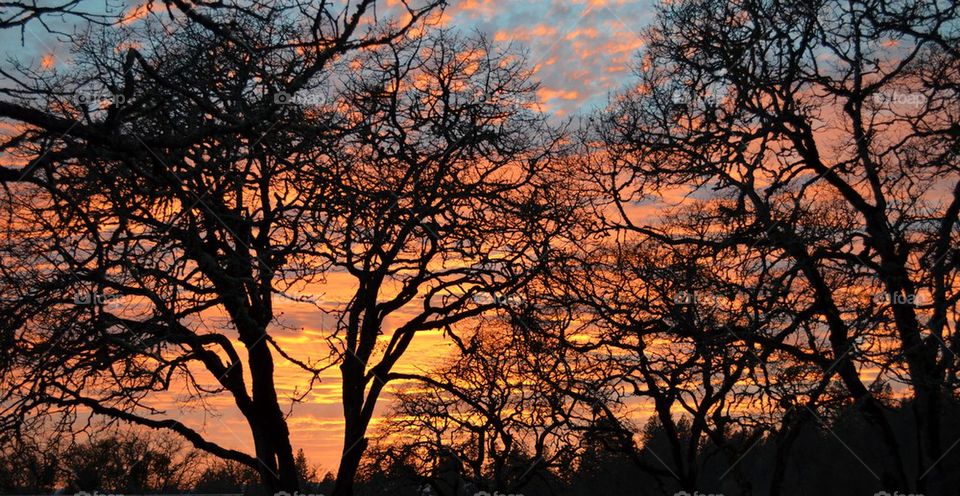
[331,423,368,496]
[245,325,300,493]
[331,350,371,496]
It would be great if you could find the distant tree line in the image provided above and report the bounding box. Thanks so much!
[0,429,325,495]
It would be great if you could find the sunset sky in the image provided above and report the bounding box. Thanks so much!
[257,0,658,472]
[2,0,653,117]
[3,1,957,493]
[0,0,658,472]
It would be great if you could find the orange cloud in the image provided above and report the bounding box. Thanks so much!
[539,87,580,102]
[121,2,153,25]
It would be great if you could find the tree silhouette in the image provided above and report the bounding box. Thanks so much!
[306,31,573,494]
[0,2,512,494]
[374,323,580,495]
[585,0,960,492]
[0,0,958,495]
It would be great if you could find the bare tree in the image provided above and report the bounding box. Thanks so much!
[514,234,805,493]
[586,0,959,492]
[302,31,574,494]
[0,3,575,495]
[0,2,460,494]
[373,321,584,495]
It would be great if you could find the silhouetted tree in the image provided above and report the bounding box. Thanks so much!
[62,432,203,493]
[0,3,576,495]
[0,428,205,493]
[194,458,261,495]
[0,2,450,494]
[586,0,959,492]
[0,434,60,493]
[306,30,574,495]
[372,324,581,495]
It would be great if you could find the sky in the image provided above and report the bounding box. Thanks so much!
[237,0,658,471]
[1,0,655,116]
[0,0,658,473]
[1,0,954,483]
[441,0,654,116]
[291,0,658,470]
